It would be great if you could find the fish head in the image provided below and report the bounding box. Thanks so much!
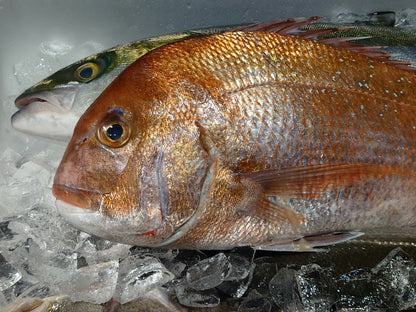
[12,50,122,141]
[53,67,175,246]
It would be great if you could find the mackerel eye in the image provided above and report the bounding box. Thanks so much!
[97,119,131,148]
[74,62,100,82]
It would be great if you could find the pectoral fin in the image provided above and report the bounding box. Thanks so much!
[241,163,399,199]
[238,163,403,227]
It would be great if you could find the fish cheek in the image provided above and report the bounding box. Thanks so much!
[98,149,166,235]
[54,135,133,208]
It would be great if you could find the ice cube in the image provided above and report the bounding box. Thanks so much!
[186,253,232,290]
[269,267,303,311]
[0,156,52,220]
[0,221,13,241]
[16,282,51,300]
[12,161,50,185]
[332,12,367,24]
[2,279,48,306]
[296,264,336,311]
[4,206,79,260]
[396,8,416,29]
[74,232,97,256]
[84,243,130,265]
[39,41,72,57]
[0,291,8,308]
[130,246,179,261]
[0,148,22,180]
[174,249,207,267]
[225,254,252,281]
[0,182,42,219]
[174,281,220,308]
[65,260,119,304]
[0,253,22,292]
[237,289,272,312]
[250,259,277,296]
[371,247,416,310]
[334,268,382,310]
[115,255,175,304]
[5,237,76,288]
[13,57,54,86]
[162,259,187,277]
[217,263,255,298]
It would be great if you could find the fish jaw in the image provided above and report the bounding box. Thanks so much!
[12,87,79,140]
[55,200,167,245]
[54,194,172,246]
[15,86,79,110]
[52,184,99,210]
[53,178,171,245]
[11,100,79,141]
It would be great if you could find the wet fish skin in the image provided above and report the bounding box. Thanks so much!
[53,29,416,250]
[13,18,416,141]
[305,22,416,46]
[15,26,239,102]
[12,26,237,140]
[304,22,416,69]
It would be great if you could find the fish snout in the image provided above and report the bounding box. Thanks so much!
[15,87,79,110]
[52,141,114,212]
[12,87,80,140]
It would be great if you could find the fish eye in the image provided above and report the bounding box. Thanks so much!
[74,62,100,82]
[97,117,131,148]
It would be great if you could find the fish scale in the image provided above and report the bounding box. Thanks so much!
[53,27,416,250]
[169,84,416,248]
[155,29,416,245]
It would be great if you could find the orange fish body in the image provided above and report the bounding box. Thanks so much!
[53,20,416,250]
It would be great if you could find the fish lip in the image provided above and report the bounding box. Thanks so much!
[15,92,61,110]
[15,96,47,109]
[56,200,97,216]
[52,184,102,210]
[15,86,79,110]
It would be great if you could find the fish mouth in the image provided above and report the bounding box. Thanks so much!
[12,87,80,140]
[15,96,47,109]
[52,184,102,211]
[15,86,79,110]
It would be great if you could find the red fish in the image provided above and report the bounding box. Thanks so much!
[53,17,416,251]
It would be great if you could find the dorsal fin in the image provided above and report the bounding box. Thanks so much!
[234,17,416,73]
[235,16,324,35]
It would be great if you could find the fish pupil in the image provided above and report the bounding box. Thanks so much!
[106,123,123,141]
[80,67,93,79]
